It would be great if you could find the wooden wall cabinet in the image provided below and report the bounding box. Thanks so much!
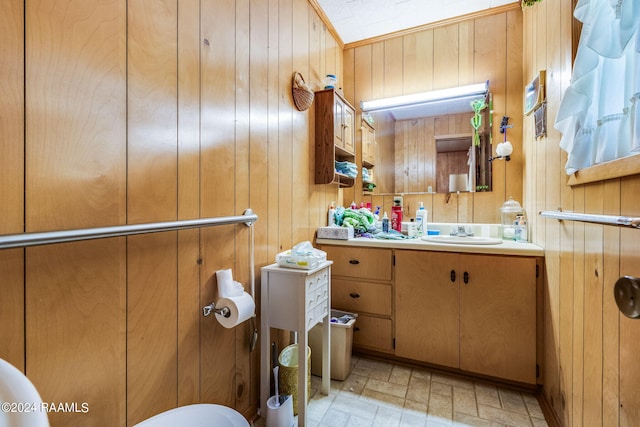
[395,250,538,384]
[319,246,394,353]
[314,89,356,187]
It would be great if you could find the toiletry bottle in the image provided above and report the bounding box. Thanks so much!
[350,201,357,209]
[515,215,528,242]
[415,202,427,236]
[328,201,336,226]
[382,212,389,232]
[391,201,403,232]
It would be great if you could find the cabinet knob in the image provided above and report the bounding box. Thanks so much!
[450,270,456,283]
[349,292,360,299]
[349,259,360,265]
[463,271,469,284]
[354,327,360,332]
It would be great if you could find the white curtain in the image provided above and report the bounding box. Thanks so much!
[554,0,640,175]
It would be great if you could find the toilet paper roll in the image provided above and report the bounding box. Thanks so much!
[214,292,256,328]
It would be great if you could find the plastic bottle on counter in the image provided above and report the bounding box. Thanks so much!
[391,200,403,232]
[382,212,389,233]
[415,202,427,236]
[515,214,528,242]
[328,201,336,226]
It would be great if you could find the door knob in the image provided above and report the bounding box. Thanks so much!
[614,276,640,318]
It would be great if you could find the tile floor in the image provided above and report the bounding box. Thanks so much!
[255,355,549,427]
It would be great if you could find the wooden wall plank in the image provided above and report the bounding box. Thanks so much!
[200,0,238,408]
[383,37,403,98]
[127,0,178,224]
[127,234,178,425]
[558,209,575,425]
[235,0,253,414]
[24,2,128,427]
[267,0,281,263]
[505,10,524,210]
[619,176,640,426]
[571,185,585,427]
[27,240,127,427]
[0,0,24,235]
[309,11,324,228]
[278,0,294,252]
[433,24,459,90]
[126,1,179,424]
[177,0,202,407]
[583,183,604,425]
[249,0,270,412]
[0,0,25,370]
[26,0,127,232]
[602,179,620,427]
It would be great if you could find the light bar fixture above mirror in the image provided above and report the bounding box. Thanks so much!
[360,81,489,120]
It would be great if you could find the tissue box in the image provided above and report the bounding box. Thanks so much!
[317,226,354,240]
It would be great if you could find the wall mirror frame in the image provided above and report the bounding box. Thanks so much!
[360,81,493,195]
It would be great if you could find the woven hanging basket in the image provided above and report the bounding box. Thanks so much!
[292,72,314,111]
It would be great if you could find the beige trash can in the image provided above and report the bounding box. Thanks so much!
[309,310,357,381]
[278,344,310,416]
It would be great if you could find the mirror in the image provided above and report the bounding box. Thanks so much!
[360,83,492,194]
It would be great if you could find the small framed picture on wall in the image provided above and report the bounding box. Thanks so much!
[524,70,546,115]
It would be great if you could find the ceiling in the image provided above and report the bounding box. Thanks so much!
[316,0,519,45]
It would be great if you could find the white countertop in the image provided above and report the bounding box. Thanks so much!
[316,234,544,257]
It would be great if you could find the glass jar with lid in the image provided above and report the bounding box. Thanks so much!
[500,197,524,240]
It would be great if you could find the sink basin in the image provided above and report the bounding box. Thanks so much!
[421,235,503,245]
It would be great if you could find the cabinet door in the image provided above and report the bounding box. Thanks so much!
[459,254,536,384]
[353,314,393,353]
[334,97,345,149]
[361,122,375,167]
[395,250,459,368]
[342,105,355,154]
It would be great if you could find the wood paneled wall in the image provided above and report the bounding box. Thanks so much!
[342,8,523,225]
[0,0,342,425]
[523,1,640,425]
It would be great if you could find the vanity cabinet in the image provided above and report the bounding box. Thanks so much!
[320,246,394,353]
[314,89,356,187]
[395,250,537,384]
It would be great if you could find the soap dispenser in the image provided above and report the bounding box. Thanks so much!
[415,202,427,236]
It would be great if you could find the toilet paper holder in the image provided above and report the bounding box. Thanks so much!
[202,302,231,318]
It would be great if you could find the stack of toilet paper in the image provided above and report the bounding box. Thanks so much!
[216,269,245,298]
[214,269,255,328]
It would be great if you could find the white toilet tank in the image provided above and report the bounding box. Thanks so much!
[133,404,249,427]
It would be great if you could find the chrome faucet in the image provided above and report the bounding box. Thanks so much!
[451,225,474,237]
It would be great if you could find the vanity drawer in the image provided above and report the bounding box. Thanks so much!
[353,314,393,353]
[324,246,392,281]
[332,278,391,316]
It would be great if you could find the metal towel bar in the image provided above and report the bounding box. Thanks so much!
[539,210,640,228]
[0,209,257,250]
